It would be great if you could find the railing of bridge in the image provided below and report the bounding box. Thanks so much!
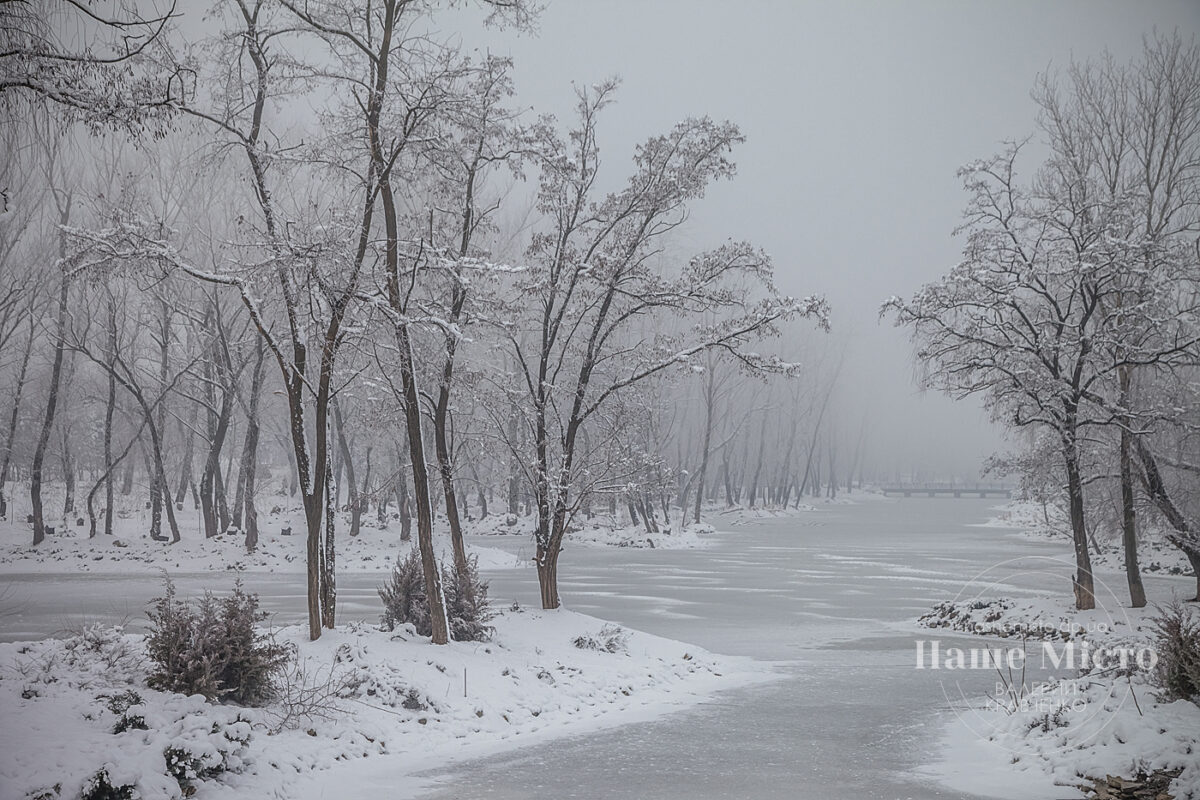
[879,483,1013,496]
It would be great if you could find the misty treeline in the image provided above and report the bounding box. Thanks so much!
[888,34,1200,610]
[0,1,848,641]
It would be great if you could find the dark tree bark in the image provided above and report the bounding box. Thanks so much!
[174,410,195,507]
[396,447,412,542]
[333,398,361,538]
[199,346,233,538]
[102,300,117,536]
[60,425,74,516]
[747,412,767,508]
[1118,369,1146,608]
[0,318,35,520]
[31,248,70,546]
[240,339,266,551]
[1062,416,1096,610]
[692,364,716,524]
[1135,438,1200,601]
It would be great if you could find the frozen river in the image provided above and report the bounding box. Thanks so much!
[1,497,1146,798]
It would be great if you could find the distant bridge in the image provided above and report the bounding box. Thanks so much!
[880,483,1012,498]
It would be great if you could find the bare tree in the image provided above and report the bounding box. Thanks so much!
[500,83,828,608]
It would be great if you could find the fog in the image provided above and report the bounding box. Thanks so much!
[443,0,1200,479]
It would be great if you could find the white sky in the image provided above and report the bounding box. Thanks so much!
[434,0,1200,480]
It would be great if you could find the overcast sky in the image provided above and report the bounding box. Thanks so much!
[432,0,1200,480]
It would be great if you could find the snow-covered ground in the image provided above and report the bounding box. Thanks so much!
[0,509,523,574]
[707,492,892,527]
[466,509,720,550]
[0,488,769,798]
[974,499,1193,577]
[916,566,1200,798]
[971,499,1065,538]
[0,609,773,800]
[0,494,727,574]
[4,493,1196,799]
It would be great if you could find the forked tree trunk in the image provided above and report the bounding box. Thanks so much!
[332,399,361,538]
[199,352,233,539]
[174,412,195,508]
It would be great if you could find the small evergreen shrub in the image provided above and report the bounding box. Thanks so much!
[146,579,290,706]
[378,548,493,641]
[444,555,495,642]
[1151,599,1200,705]
[379,548,428,634]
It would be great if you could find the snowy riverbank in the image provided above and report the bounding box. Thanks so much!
[0,511,523,574]
[917,593,1200,798]
[0,608,774,800]
[0,501,733,574]
[974,500,1194,579]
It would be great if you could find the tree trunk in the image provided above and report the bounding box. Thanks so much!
[536,545,560,609]
[747,413,767,508]
[1118,369,1146,608]
[394,322,449,643]
[433,324,469,582]
[241,340,265,552]
[120,456,134,495]
[321,450,336,629]
[60,426,74,516]
[149,299,170,541]
[332,398,361,538]
[174,411,195,507]
[693,369,716,524]
[199,350,233,539]
[721,448,733,507]
[398,466,412,541]
[0,318,35,521]
[1063,428,1096,610]
[102,304,117,536]
[1133,437,1200,601]
[31,267,70,546]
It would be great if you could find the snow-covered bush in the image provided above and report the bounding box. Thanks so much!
[334,639,436,712]
[378,547,494,641]
[145,579,289,705]
[162,713,253,794]
[14,625,144,691]
[573,624,629,653]
[444,555,495,642]
[378,547,428,634]
[1152,600,1200,705]
[80,767,136,800]
[105,690,147,733]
